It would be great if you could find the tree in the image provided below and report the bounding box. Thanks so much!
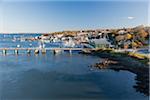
[132,41,138,48]
[138,29,148,38]
[125,33,132,40]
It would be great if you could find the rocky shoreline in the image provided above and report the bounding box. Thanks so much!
[81,49,149,73]
[81,49,149,96]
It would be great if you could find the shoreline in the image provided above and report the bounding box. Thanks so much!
[82,49,149,69]
[81,49,149,96]
[88,49,149,75]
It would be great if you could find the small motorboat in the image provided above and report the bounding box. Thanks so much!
[17,44,21,48]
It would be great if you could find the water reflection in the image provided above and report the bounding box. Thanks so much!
[99,67,149,96]
[0,53,149,100]
[91,59,149,96]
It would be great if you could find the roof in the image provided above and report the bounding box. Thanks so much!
[90,38,111,45]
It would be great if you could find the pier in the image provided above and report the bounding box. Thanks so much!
[0,47,94,55]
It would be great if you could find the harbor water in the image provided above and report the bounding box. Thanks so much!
[0,34,149,100]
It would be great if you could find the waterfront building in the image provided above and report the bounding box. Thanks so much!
[90,37,113,48]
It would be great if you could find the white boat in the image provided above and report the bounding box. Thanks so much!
[63,40,75,47]
[53,37,60,42]
[17,44,21,48]
[29,43,32,46]
[20,38,25,42]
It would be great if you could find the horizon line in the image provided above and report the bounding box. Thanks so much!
[0,24,149,34]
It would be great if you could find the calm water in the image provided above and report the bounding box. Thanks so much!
[0,34,149,100]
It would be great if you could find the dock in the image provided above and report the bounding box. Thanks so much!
[0,47,94,55]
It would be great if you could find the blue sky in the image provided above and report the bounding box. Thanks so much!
[0,0,149,33]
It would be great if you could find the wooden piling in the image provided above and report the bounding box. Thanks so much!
[14,49,18,54]
[34,49,39,54]
[69,49,72,54]
[53,50,56,55]
[53,49,62,55]
[0,48,94,55]
[27,49,31,54]
[41,48,46,54]
[2,49,7,54]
